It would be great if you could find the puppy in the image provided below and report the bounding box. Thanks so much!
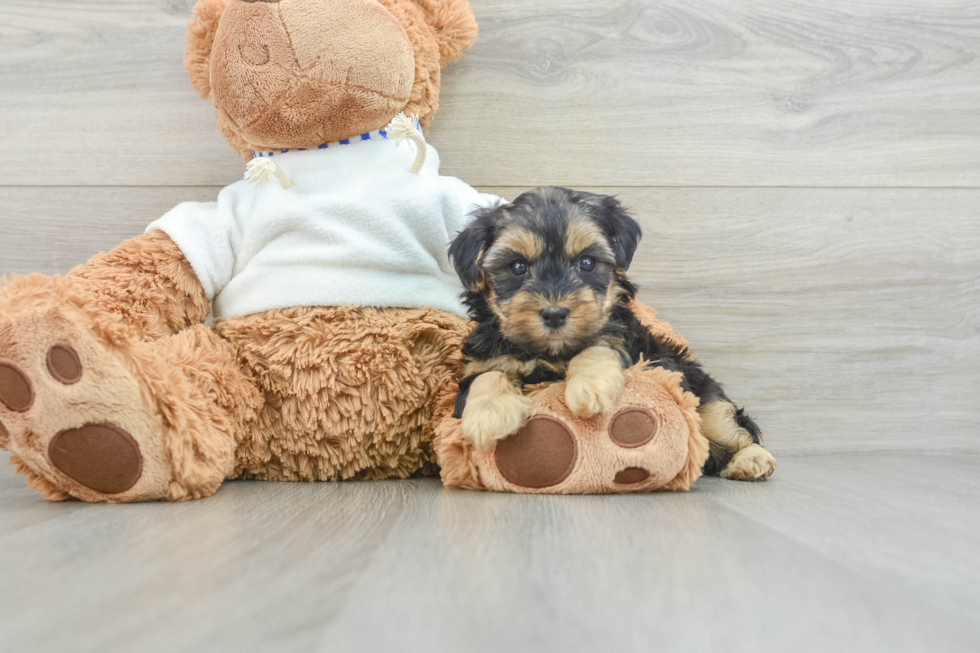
[448,186,776,481]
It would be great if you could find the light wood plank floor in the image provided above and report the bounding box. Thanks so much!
[1,1,978,649]
[1,451,979,652]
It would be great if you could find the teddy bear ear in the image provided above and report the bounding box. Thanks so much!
[183,0,230,99]
[414,0,479,66]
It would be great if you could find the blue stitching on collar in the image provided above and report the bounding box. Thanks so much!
[251,123,419,158]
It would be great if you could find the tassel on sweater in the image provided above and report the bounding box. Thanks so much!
[245,158,294,188]
[244,113,424,186]
[386,112,427,174]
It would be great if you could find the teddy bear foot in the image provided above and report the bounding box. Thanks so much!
[436,365,709,494]
[0,277,196,502]
[491,402,678,493]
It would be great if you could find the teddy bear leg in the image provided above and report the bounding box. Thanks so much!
[211,306,471,484]
[0,306,260,502]
[435,365,710,494]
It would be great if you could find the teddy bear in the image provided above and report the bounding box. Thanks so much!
[0,0,711,502]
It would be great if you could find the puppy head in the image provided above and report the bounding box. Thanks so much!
[450,187,642,355]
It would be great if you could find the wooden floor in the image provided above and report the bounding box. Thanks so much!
[2,451,979,652]
[1,0,979,650]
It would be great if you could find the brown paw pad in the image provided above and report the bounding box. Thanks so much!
[614,467,651,485]
[0,362,34,412]
[494,416,577,489]
[609,408,658,448]
[47,344,82,385]
[48,423,142,494]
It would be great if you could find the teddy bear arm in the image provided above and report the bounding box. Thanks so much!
[629,298,693,360]
[66,230,210,341]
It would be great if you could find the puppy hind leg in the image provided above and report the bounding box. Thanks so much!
[721,444,777,482]
[698,399,775,481]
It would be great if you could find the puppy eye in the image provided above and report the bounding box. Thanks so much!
[511,260,528,276]
[577,256,596,272]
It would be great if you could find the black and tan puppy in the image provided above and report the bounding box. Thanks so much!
[448,186,776,481]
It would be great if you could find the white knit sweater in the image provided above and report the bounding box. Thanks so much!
[146,129,499,319]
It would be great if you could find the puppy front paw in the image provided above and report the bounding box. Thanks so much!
[565,373,624,417]
[564,347,625,417]
[461,372,532,450]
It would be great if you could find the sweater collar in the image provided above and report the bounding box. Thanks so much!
[251,123,421,159]
[243,114,432,188]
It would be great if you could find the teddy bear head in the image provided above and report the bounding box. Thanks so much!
[184,0,477,158]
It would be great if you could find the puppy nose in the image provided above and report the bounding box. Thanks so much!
[540,307,570,329]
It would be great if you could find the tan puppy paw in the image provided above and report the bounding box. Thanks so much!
[461,371,532,450]
[720,443,777,481]
[564,346,625,417]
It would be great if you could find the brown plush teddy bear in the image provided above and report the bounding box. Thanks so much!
[0,0,714,502]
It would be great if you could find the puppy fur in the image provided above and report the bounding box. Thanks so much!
[448,187,775,481]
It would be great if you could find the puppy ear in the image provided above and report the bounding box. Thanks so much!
[413,0,479,66]
[449,203,502,291]
[583,193,642,270]
[184,0,230,99]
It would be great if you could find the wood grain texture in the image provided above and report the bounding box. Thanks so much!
[439,0,980,187]
[1,452,979,653]
[709,452,980,626]
[1,1,978,187]
[0,186,219,274]
[3,185,977,453]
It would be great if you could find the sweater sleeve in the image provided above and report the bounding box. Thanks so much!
[144,183,244,303]
[442,176,505,238]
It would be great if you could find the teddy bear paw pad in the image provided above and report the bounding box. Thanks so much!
[0,362,35,412]
[494,416,578,489]
[613,467,651,485]
[48,423,143,494]
[608,407,658,448]
[46,344,83,385]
